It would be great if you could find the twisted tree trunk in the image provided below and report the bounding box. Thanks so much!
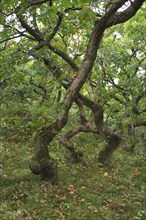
[28,17,104,182]
[25,0,144,181]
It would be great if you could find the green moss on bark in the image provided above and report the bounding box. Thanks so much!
[29,124,58,184]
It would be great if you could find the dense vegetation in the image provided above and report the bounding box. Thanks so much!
[0,0,146,219]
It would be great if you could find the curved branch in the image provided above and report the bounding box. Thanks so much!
[59,122,95,162]
[64,7,82,13]
[97,0,127,26]
[0,34,23,44]
[30,43,79,72]
[15,5,44,42]
[135,90,146,105]
[17,15,44,42]
[27,0,51,8]
[105,0,145,28]
[47,44,79,72]
[0,42,6,51]
[110,94,126,105]
[46,12,63,43]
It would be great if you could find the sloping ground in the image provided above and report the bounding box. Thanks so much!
[0,139,146,220]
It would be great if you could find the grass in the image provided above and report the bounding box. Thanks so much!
[0,137,146,220]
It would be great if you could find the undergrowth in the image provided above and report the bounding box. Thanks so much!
[0,137,146,220]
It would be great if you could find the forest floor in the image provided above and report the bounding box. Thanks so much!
[0,136,146,220]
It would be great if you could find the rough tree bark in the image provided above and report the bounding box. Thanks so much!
[13,0,144,181]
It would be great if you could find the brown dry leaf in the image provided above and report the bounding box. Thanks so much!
[67,184,76,191]
[55,195,67,202]
[88,204,97,210]
[16,200,22,205]
[103,172,108,177]
[91,209,98,213]
[130,217,140,220]
[35,208,41,215]
[1,174,9,180]
[40,199,46,204]
[55,194,59,198]
[133,171,141,177]
[81,186,86,189]
[102,199,112,207]
[67,184,77,195]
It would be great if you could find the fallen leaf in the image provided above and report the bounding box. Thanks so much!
[91,209,98,213]
[16,200,22,205]
[134,171,141,177]
[55,194,67,202]
[1,174,9,180]
[103,172,108,177]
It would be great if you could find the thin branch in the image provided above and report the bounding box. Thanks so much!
[29,41,79,72]
[133,57,145,76]
[0,34,22,44]
[27,0,51,7]
[46,12,63,43]
[101,61,128,93]
[47,44,79,72]
[29,77,47,105]
[0,43,6,52]
[64,7,82,13]
[110,94,126,105]
[15,5,44,42]
[15,6,79,72]
[135,90,146,105]
[2,24,36,41]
